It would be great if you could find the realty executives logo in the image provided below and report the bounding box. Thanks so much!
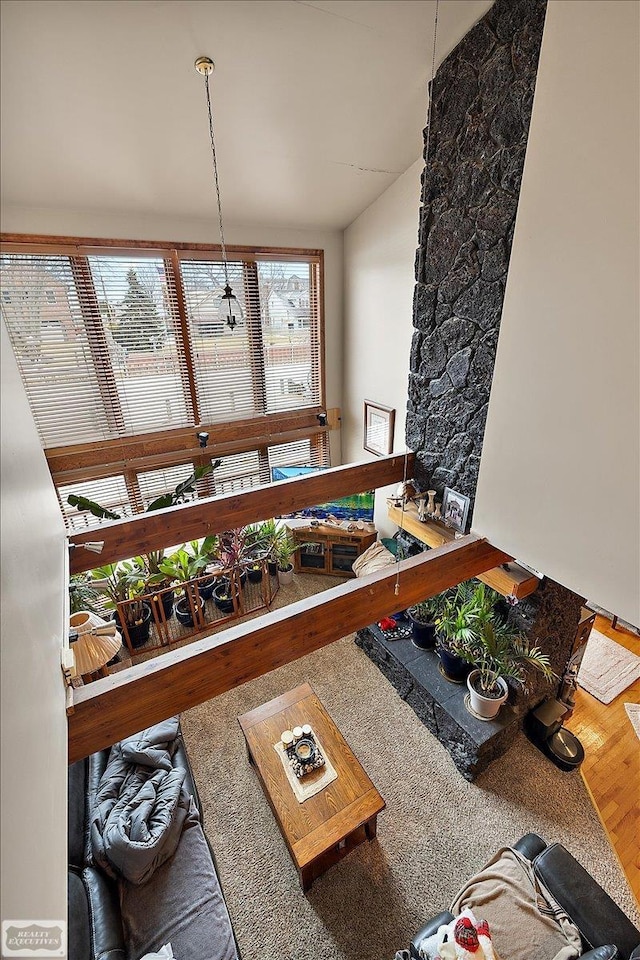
[2,920,66,957]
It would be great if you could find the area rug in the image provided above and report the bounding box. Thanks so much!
[577,629,640,704]
[182,633,639,960]
[625,703,640,741]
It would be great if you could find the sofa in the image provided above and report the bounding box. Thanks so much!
[68,726,239,960]
[410,834,640,960]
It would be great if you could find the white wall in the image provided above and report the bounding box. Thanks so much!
[474,0,640,626]
[342,159,422,536]
[0,322,68,933]
[0,207,344,464]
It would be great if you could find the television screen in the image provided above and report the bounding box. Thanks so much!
[271,465,375,522]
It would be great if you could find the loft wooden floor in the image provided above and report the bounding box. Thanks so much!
[565,615,640,908]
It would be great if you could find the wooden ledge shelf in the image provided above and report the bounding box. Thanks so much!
[387,502,539,600]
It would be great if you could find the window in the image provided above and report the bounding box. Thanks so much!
[1,238,328,528]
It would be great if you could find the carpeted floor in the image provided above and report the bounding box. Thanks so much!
[182,591,640,960]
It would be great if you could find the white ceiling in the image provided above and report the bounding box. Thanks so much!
[0,0,492,231]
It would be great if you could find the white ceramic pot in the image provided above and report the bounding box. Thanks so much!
[277,565,294,586]
[466,669,508,719]
[69,611,122,676]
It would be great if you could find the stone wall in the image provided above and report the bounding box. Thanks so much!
[407,0,547,514]
[399,0,586,720]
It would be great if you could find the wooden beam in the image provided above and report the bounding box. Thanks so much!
[387,502,540,599]
[68,534,511,762]
[46,409,325,477]
[68,453,415,573]
[0,234,323,260]
[51,425,329,486]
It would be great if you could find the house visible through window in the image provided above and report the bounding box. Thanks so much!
[1,239,328,528]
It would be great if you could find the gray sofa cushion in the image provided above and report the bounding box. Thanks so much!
[120,807,238,960]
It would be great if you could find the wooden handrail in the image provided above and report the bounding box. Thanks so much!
[68,534,510,762]
[69,453,415,574]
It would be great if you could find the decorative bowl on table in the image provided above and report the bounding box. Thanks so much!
[294,737,317,765]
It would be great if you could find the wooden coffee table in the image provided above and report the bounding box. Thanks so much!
[238,682,385,891]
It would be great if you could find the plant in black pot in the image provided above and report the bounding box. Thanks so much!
[137,549,175,621]
[258,518,280,575]
[185,535,220,600]
[212,578,240,615]
[217,528,252,589]
[90,560,153,650]
[158,548,205,628]
[406,600,438,649]
[456,584,555,719]
[435,583,478,683]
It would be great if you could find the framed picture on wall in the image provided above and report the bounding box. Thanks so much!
[442,487,471,533]
[363,400,395,456]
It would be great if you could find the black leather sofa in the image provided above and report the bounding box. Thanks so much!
[68,728,239,960]
[410,834,640,960]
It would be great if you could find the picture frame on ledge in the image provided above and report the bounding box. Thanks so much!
[363,400,395,456]
[442,487,470,533]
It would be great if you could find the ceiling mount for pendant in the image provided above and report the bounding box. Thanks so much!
[194,56,214,77]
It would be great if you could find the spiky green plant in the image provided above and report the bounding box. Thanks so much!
[456,585,555,696]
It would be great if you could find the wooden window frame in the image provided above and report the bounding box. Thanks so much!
[1,233,328,515]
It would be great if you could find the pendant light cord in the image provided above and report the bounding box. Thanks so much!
[424,0,439,169]
[202,70,230,289]
[394,0,439,600]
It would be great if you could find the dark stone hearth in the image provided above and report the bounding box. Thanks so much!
[406,0,547,513]
[356,625,519,780]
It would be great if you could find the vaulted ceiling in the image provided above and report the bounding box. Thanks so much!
[1,0,492,231]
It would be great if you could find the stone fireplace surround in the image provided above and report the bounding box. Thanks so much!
[365,0,587,771]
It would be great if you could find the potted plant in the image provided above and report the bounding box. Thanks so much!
[259,518,280,575]
[185,536,220,599]
[138,550,175,620]
[158,548,205,627]
[457,585,555,719]
[435,584,478,682]
[212,578,240,614]
[406,600,437,649]
[217,528,252,587]
[274,529,298,585]
[90,560,153,649]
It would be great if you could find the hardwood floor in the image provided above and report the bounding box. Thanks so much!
[565,615,640,907]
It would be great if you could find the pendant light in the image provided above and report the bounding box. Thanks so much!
[195,56,243,331]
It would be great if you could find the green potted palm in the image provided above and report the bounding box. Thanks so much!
[259,518,280,575]
[435,583,478,682]
[457,585,555,719]
[274,530,298,585]
[90,560,152,649]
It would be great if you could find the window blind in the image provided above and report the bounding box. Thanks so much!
[58,475,132,531]
[1,240,328,532]
[179,256,322,422]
